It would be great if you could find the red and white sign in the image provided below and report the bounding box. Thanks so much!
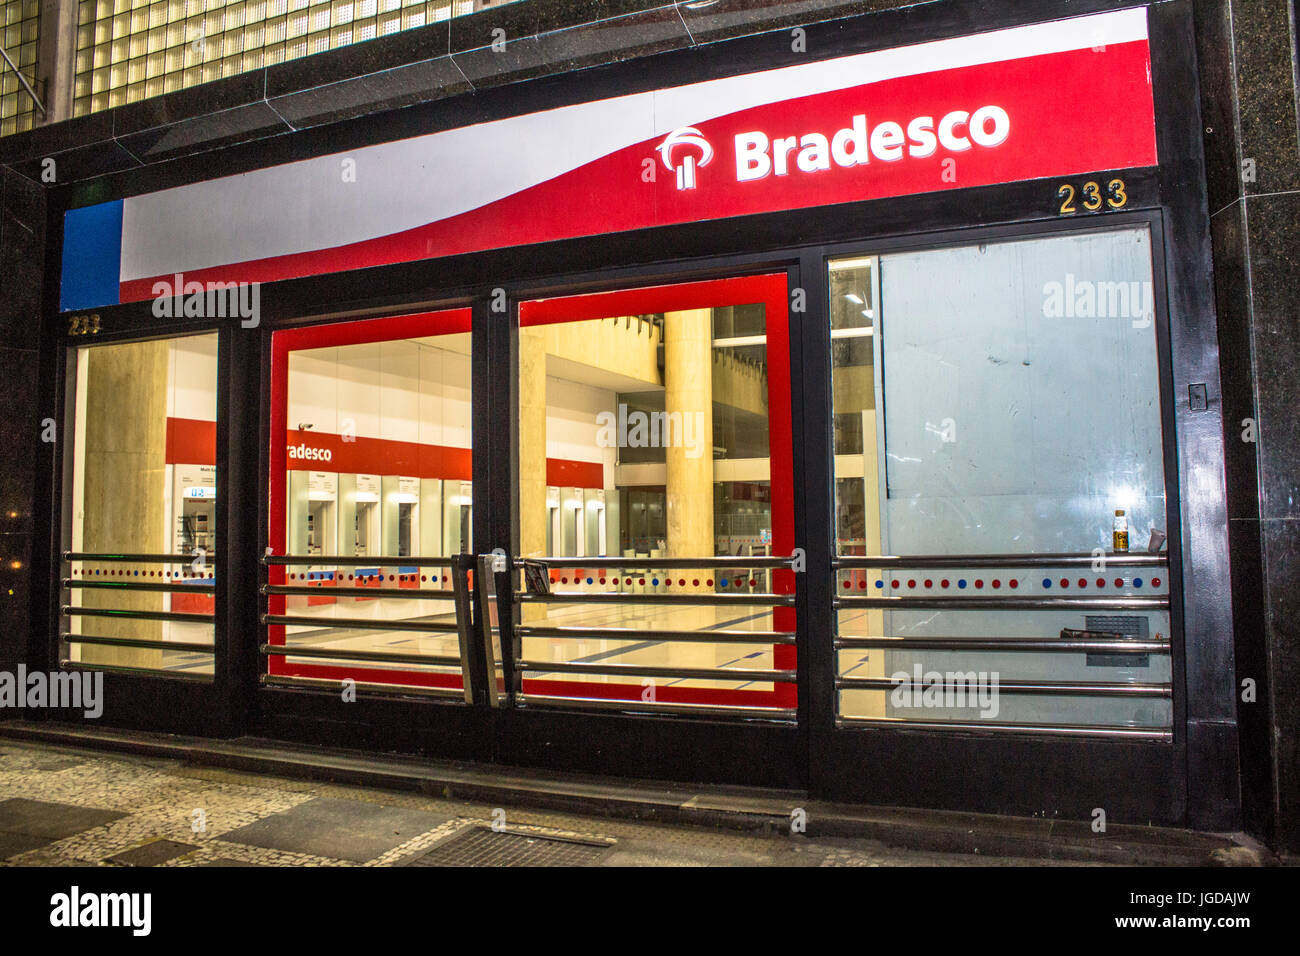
[111,9,1156,302]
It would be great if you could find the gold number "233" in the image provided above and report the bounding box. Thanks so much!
[1058,179,1127,214]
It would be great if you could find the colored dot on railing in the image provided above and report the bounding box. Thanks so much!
[1152,577,1161,587]
[1133,578,1144,587]
[1097,578,1106,588]
[1060,578,1070,588]
[1115,578,1124,588]
[974,579,984,589]
[992,579,1001,589]
[1077,578,1087,588]
[625,578,632,585]
[722,579,730,587]
[1042,578,1051,588]
[652,578,659,586]
[1009,579,1019,589]
[957,579,967,589]
[692,579,700,587]
[941,579,949,588]
[748,579,756,587]
[891,579,899,588]
[707,579,714,587]
[599,577,606,584]
[679,579,686,587]
[639,578,646,585]
[907,579,916,589]
[587,577,593,585]
[924,579,933,588]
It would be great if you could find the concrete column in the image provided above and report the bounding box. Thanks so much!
[518,326,548,622]
[80,340,169,668]
[664,309,714,590]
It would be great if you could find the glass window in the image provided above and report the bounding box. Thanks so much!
[267,311,471,691]
[832,226,1172,729]
[62,333,219,676]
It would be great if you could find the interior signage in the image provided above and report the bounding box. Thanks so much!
[59,8,1156,312]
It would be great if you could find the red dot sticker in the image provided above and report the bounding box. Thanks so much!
[992,579,1001,589]
[1152,577,1162,587]
[1060,578,1069,588]
[974,579,984,589]
[1078,578,1087,588]
[907,579,916,588]
[1097,578,1106,588]
[1009,579,1018,589]
[924,579,933,588]
[1115,578,1124,588]
[941,579,950,588]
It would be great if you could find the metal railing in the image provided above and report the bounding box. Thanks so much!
[831,552,1174,740]
[499,554,800,721]
[60,551,217,678]
[259,553,476,701]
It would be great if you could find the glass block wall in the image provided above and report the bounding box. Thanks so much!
[71,0,517,118]
[1,0,40,136]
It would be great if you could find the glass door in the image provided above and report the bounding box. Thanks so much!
[512,274,798,715]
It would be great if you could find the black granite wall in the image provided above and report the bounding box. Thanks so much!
[0,168,44,681]
[1195,0,1300,853]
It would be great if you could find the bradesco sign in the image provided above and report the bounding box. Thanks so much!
[59,9,1157,311]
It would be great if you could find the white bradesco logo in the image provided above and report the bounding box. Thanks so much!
[658,126,714,190]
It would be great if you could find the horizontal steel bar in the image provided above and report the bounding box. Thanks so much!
[263,555,454,568]
[518,660,794,682]
[518,556,795,569]
[60,660,213,682]
[64,552,215,564]
[260,643,462,668]
[62,605,213,624]
[837,677,1171,697]
[260,674,465,699]
[64,578,215,594]
[261,584,456,600]
[516,625,798,645]
[517,693,797,721]
[833,636,1171,654]
[518,592,794,607]
[835,595,1169,611]
[61,633,215,654]
[261,614,458,633]
[834,716,1173,740]
[833,552,1168,569]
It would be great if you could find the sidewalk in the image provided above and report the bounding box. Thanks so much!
[0,721,1263,867]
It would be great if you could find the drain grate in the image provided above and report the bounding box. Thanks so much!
[401,826,614,867]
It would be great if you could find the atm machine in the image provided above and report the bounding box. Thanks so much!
[172,464,217,558]
[443,479,472,555]
[382,476,420,557]
[354,476,379,556]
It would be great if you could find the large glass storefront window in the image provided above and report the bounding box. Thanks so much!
[516,278,796,709]
[832,226,1172,729]
[62,333,219,676]
[267,310,472,690]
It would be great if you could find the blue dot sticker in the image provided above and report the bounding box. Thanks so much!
[1042,578,1052,588]
[875,580,884,589]
[958,579,967,589]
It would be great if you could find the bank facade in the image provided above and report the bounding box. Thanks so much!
[0,0,1296,853]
